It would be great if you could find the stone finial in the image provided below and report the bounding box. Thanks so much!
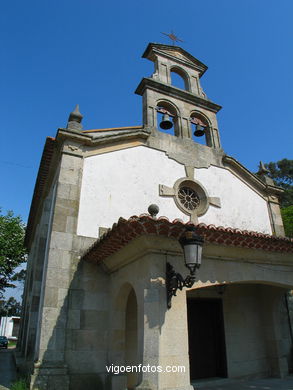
[148,204,159,218]
[67,104,83,130]
[257,161,274,186]
[258,161,269,176]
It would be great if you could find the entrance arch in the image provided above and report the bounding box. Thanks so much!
[125,288,138,389]
[187,282,292,381]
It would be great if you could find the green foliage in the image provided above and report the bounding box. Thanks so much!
[266,158,293,185]
[265,159,293,208]
[0,296,22,316]
[0,209,27,297]
[11,378,29,390]
[8,340,17,348]
[264,159,293,237]
[281,206,293,238]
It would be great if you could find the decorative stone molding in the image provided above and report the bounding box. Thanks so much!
[159,165,221,223]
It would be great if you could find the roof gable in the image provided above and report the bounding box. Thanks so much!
[142,43,208,76]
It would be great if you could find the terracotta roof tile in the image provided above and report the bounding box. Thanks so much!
[82,215,293,264]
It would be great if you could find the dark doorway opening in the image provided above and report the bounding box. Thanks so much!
[187,298,227,380]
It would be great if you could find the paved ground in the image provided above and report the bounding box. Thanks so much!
[193,376,293,390]
[0,348,17,390]
[1,350,293,390]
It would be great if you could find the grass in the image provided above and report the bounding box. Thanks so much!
[10,378,29,390]
[8,340,17,348]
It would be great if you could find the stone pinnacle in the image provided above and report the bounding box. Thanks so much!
[67,104,83,130]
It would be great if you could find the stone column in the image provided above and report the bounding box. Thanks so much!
[30,145,84,389]
[143,90,156,129]
[268,196,285,237]
[18,236,37,358]
[136,284,161,390]
[260,286,289,377]
[136,255,193,390]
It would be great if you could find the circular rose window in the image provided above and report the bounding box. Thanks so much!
[178,187,200,211]
[173,178,209,218]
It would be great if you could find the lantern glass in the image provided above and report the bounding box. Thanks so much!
[183,243,202,272]
[179,229,204,273]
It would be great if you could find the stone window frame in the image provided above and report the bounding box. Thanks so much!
[173,177,209,219]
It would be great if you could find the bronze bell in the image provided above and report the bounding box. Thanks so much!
[160,114,173,130]
[194,124,205,137]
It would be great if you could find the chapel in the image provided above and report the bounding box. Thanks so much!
[18,43,293,390]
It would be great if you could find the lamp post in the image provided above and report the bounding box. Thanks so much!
[166,226,204,308]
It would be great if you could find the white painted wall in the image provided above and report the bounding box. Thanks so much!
[77,146,187,237]
[77,146,272,238]
[196,165,272,234]
[0,317,19,338]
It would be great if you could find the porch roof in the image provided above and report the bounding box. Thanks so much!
[82,215,293,264]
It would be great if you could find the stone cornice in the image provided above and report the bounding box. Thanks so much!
[56,127,150,146]
[142,43,208,76]
[135,78,222,113]
[223,155,283,197]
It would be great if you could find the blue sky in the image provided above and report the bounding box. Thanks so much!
[0,0,292,223]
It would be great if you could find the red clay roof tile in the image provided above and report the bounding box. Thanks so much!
[82,215,293,264]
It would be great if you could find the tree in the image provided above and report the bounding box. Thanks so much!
[0,210,27,298]
[0,296,22,317]
[265,159,293,208]
[264,159,293,237]
[281,206,293,238]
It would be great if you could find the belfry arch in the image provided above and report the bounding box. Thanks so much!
[136,43,222,147]
[170,66,190,91]
[156,99,180,136]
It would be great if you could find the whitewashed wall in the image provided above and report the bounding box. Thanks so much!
[197,166,272,234]
[77,146,272,238]
[0,317,18,338]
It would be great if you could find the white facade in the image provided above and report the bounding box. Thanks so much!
[77,146,272,238]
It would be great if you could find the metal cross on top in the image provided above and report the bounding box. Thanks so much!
[162,31,184,46]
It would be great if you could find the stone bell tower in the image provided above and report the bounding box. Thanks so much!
[135,43,222,148]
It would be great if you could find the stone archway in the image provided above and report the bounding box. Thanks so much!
[125,288,138,389]
[187,282,293,381]
[110,283,139,389]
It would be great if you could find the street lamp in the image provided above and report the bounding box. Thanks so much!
[166,226,204,308]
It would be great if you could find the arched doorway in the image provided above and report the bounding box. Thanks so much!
[125,288,138,389]
[187,282,292,381]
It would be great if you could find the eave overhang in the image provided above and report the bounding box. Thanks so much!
[135,78,222,113]
[82,215,293,269]
[56,126,149,146]
[24,137,56,248]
